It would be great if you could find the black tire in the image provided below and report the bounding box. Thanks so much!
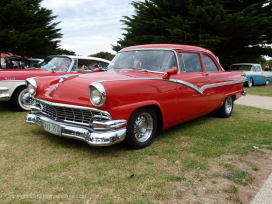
[124,107,158,149]
[246,78,253,87]
[265,80,270,86]
[11,86,35,111]
[215,96,234,118]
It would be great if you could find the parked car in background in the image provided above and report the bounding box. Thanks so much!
[8,56,43,69]
[0,55,110,111]
[25,44,246,149]
[1,56,42,69]
[230,63,272,87]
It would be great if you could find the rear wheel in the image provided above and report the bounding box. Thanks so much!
[11,86,35,111]
[265,80,270,86]
[124,107,158,149]
[215,96,234,118]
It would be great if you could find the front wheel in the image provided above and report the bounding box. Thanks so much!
[246,78,253,87]
[11,86,35,111]
[214,96,234,118]
[265,80,270,86]
[124,107,158,149]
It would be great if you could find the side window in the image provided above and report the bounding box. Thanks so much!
[179,53,202,73]
[255,66,261,72]
[203,55,218,72]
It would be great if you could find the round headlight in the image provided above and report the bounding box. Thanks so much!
[27,83,36,95]
[26,78,37,95]
[89,83,106,107]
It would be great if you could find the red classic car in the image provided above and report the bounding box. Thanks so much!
[25,44,246,149]
[0,55,110,110]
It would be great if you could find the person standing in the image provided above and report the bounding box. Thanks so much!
[264,64,270,71]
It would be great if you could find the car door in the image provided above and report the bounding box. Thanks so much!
[201,54,230,109]
[172,52,212,123]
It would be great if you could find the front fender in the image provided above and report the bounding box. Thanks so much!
[109,100,173,130]
[0,80,26,98]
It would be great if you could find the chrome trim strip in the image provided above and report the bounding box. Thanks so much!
[0,87,9,91]
[0,94,10,100]
[58,74,79,82]
[93,78,246,96]
[120,47,213,55]
[199,79,246,93]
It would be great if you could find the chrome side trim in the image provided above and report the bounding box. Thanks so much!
[174,79,246,95]
[93,78,246,96]
[0,94,10,101]
[0,87,9,91]
[0,87,10,100]
[58,74,79,82]
[199,79,246,94]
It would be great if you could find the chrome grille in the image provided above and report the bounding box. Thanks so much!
[37,100,111,126]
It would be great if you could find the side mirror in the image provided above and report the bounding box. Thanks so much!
[162,67,178,79]
[51,66,57,73]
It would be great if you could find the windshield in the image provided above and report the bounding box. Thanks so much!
[108,50,177,72]
[38,57,72,72]
[230,65,254,71]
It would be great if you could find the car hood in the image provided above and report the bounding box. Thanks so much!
[0,69,62,80]
[35,70,164,106]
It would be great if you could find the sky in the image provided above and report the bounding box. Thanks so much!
[40,0,143,56]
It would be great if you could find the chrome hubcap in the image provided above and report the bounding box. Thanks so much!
[225,97,233,114]
[134,112,153,142]
[21,91,35,109]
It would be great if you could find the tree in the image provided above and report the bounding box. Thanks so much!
[89,52,115,61]
[52,48,76,56]
[113,0,272,67]
[0,0,62,58]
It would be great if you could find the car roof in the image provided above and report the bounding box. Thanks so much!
[46,55,110,63]
[120,44,214,55]
[231,63,261,66]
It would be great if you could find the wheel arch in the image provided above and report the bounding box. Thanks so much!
[150,105,163,132]
[110,101,164,131]
[11,84,27,100]
[245,77,254,87]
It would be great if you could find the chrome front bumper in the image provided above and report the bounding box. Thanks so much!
[25,113,127,146]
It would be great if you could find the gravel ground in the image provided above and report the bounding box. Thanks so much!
[235,94,272,110]
[235,94,272,204]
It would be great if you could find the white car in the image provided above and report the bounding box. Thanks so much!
[0,55,110,111]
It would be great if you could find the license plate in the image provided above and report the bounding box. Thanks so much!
[43,121,60,135]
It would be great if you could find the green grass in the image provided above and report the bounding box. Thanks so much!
[0,96,272,203]
[244,83,272,96]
